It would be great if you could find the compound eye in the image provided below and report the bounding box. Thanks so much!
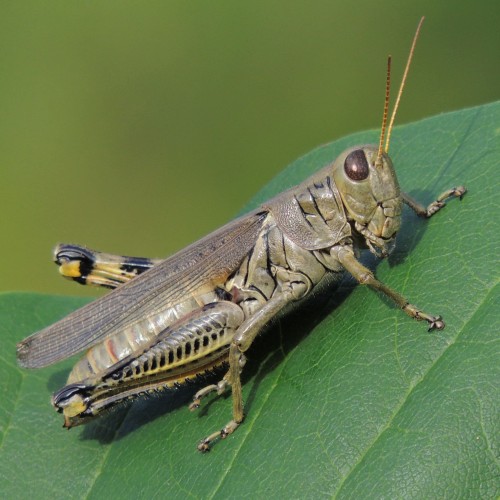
[344,149,369,181]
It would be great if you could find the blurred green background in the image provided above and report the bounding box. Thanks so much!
[1,1,499,296]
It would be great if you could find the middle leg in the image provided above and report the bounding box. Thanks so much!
[195,269,312,451]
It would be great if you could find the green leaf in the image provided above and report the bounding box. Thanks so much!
[1,102,498,499]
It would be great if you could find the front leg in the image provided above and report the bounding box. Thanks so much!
[402,186,466,218]
[334,246,445,331]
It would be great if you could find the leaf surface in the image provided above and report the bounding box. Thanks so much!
[1,102,498,499]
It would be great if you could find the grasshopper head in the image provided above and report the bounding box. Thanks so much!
[332,144,402,258]
[331,18,425,258]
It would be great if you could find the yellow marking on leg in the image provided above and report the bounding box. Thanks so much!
[59,261,82,278]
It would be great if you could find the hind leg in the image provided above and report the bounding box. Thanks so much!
[54,243,161,288]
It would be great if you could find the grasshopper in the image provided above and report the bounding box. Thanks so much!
[17,18,466,452]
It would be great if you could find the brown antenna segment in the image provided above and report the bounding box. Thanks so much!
[375,56,392,169]
[384,16,425,155]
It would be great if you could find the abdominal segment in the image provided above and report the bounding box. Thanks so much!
[67,289,225,383]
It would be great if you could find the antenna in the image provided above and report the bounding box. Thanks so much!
[384,16,425,155]
[375,56,392,169]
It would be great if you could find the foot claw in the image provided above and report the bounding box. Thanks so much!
[454,186,467,200]
[197,440,211,453]
[189,400,200,411]
[188,383,221,413]
[195,420,242,452]
[428,316,445,331]
[196,429,224,452]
